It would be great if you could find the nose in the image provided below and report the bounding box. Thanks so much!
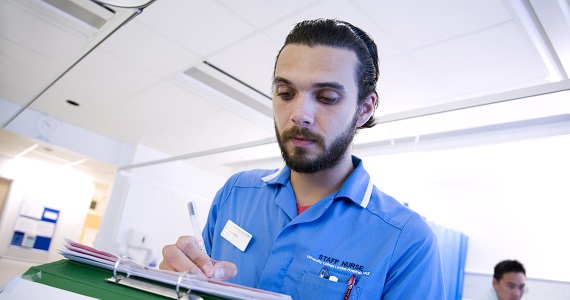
[512,288,521,299]
[290,94,315,126]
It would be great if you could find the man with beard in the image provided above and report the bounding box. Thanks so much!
[160,18,445,299]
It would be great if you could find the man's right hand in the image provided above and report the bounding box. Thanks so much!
[159,236,237,280]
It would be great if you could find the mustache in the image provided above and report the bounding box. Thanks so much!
[280,126,325,147]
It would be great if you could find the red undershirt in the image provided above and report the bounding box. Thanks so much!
[297,203,311,214]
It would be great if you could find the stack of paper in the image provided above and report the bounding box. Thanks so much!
[58,239,291,300]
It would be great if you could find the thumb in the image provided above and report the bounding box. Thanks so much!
[211,261,238,281]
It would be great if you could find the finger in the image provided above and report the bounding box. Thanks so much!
[161,237,238,281]
[161,240,207,277]
[158,258,176,271]
[175,236,214,277]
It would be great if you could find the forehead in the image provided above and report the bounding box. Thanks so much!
[500,272,526,284]
[275,45,358,88]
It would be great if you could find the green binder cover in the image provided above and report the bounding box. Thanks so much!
[22,260,223,300]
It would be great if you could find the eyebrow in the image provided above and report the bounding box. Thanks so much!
[505,282,525,287]
[273,76,291,85]
[273,76,346,91]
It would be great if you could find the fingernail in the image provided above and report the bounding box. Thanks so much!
[212,265,226,280]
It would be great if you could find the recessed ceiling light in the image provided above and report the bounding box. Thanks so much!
[66,99,80,106]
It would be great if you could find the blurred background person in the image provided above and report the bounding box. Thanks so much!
[479,260,527,300]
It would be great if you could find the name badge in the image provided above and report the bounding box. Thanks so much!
[220,220,252,252]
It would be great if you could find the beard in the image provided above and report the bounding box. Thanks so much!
[275,113,358,173]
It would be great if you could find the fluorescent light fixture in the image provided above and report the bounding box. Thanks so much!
[42,0,112,29]
[63,158,87,168]
[182,62,273,119]
[15,144,39,159]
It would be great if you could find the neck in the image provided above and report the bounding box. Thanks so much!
[290,154,354,206]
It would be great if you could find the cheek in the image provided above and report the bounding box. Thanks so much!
[318,115,349,138]
[273,111,288,130]
[273,103,287,126]
[496,288,509,298]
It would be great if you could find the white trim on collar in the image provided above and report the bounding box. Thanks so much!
[262,168,373,208]
[261,169,282,182]
[360,180,373,208]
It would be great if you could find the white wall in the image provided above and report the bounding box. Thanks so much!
[363,135,570,283]
[94,145,225,266]
[360,134,570,299]
[0,156,94,263]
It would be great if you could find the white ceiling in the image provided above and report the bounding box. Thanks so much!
[1,0,569,180]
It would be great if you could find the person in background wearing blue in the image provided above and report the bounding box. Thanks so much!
[160,18,445,299]
[479,260,527,300]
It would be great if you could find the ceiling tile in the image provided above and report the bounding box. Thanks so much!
[30,80,126,128]
[0,81,37,106]
[143,109,274,157]
[169,71,274,127]
[100,20,201,77]
[0,67,49,106]
[354,0,512,50]
[73,48,161,98]
[136,0,255,56]
[378,54,449,115]
[207,33,282,96]
[32,67,130,109]
[217,0,318,28]
[0,0,88,63]
[262,0,404,58]
[115,81,222,131]
[265,0,377,42]
[411,22,551,96]
[0,37,63,82]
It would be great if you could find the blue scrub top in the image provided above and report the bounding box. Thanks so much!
[203,156,445,299]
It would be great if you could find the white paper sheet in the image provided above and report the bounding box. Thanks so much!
[36,220,55,237]
[19,201,44,219]
[13,217,37,234]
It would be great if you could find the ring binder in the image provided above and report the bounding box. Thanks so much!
[61,239,291,300]
[112,256,133,282]
[176,271,191,299]
[108,257,202,299]
[106,275,203,299]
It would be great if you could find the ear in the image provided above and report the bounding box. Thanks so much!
[356,93,377,127]
[492,278,499,289]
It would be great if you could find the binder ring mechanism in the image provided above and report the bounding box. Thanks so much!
[106,257,200,299]
[113,256,134,282]
[176,271,192,299]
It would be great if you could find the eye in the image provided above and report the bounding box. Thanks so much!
[317,96,336,104]
[275,86,295,100]
[317,90,340,104]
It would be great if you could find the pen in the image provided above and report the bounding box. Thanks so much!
[187,201,208,255]
[343,274,356,300]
